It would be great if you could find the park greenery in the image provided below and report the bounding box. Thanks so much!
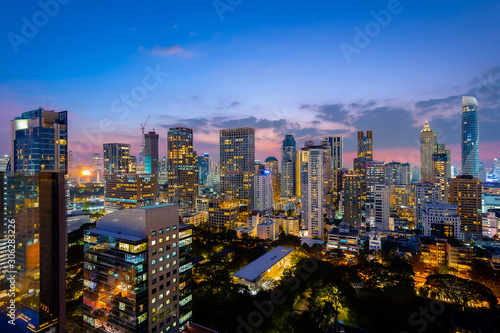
[191,226,500,332]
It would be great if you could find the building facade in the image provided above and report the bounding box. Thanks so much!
[220,128,255,210]
[104,173,158,212]
[449,175,482,241]
[280,135,296,198]
[461,96,479,178]
[11,108,68,174]
[103,143,133,174]
[144,130,159,175]
[167,127,198,213]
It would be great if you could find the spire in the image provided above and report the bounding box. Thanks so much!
[421,121,432,133]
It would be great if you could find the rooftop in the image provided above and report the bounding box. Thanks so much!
[232,246,293,282]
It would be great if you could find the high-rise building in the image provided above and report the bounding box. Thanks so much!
[144,130,159,175]
[103,143,132,174]
[432,153,450,202]
[384,162,411,186]
[414,182,441,230]
[264,156,280,203]
[493,158,500,179]
[0,155,10,172]
[280,135,296,198]
[3,172,66,332]
[198,153,210,186]
[357,131,373,161]
[104,173,158,212]
[449,175,482,241]
[220,127,255,210]
[83,204,183,333]
[167,127,198,213]
[420,121,437,182]
[411,166,420,182]
[321,136,343,191]
[365,161,385,202]
[461,96,479,178]
[374,184,390,230]
[92,153,103,183]
[178,224,193,330]
[342,171,363,227]
[208,198,247,230]
[11,108,68,174]
[300,145,324,239]
[254,169,274,214]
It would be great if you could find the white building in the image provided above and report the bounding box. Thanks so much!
[414,182,441,230]
[256,219,280,240]
[374,184,390,230]
[254,171,274,213]
[301,146,324,239]
[368,230,383,251]
[422,203,460,238]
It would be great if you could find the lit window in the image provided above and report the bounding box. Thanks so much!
[152,240,156,246]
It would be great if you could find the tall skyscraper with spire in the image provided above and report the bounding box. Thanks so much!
[420,121,436,182]
[461,96,479,178]
[280,134,297,198]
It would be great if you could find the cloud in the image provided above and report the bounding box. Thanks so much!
[217,101,241,109]
[139,45,193,57]
[301,103,352,125]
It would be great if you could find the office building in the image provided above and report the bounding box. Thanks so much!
[198,153,210,186]
[219,128,255,210]
[461,96,479,178]
[208,199,247,230]
[321,136,343,191]
[3,172,66,332]
[385,162,411,186]
[83,204,182,333]
[300,145,324,239]
[179,224,193,331]
[432,153,450,202]
[0,155,10,172]
[342,171,363,227]
[254,170,274,214]
[420,121,437,182]
[11,108,68,174]
[144,130,159,175]
[449,175,482,241]
[365,160,385,202]
[422,203,460,238]
[104,173,158,212]
[280,135,296,198]
[167,127,198,213]
[374,184,390,230]
[264,156,280,202]
[103,143,133,174]
[92,153,103,183]
[414,182,441,230]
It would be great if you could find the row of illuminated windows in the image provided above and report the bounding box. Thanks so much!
[152,225,177,237]
[152,256,177,266]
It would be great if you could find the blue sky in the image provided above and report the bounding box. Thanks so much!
[1,0,500,167]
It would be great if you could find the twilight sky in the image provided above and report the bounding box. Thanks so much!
[1,0,500,168]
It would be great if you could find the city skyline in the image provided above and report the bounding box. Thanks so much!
[1,1,500,167]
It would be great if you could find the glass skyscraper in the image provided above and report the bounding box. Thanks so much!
[11,108,68,174]
[280,134,296,198]
[461,96,479,178]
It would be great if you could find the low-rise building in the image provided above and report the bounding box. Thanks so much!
[232,246,294,293]
[326,222,359,261]
[256,219,280,240]
[182,211,208,226]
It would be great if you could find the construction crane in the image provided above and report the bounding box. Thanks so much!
[139,115,150,169]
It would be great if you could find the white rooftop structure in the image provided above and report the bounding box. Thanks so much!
[232,246,293,282]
